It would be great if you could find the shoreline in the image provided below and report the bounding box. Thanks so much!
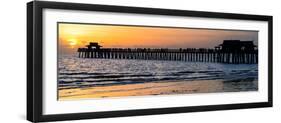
[59,79,257,100]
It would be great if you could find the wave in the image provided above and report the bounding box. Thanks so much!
[58,69,257,90]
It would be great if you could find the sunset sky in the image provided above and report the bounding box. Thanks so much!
[58,23,258,54]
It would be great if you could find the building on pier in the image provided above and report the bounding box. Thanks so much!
[215,40,257,52]
[87,42,102,50]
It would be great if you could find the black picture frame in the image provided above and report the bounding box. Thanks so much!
[27,1,273,122]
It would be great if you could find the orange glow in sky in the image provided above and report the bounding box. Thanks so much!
[59,23,258,54]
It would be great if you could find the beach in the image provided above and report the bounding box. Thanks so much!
[59,79,257,100]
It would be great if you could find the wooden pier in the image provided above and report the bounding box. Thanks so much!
[77,40,258,64]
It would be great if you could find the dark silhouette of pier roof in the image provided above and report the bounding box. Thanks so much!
[86,42,102,49]
[216,40,256,52]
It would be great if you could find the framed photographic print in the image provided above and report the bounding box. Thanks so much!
[27,1,273,122]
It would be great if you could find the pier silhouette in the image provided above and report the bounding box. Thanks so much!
[77,40,258,64]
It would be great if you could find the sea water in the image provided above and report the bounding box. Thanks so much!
[58,55,258,92]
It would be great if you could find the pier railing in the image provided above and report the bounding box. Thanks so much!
[77,48,258,64]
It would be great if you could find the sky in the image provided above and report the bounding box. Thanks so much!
[58,23,258,54]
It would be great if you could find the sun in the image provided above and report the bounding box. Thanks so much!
[68,39,77,46]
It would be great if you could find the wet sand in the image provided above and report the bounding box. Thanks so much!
[59,80,231,100]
